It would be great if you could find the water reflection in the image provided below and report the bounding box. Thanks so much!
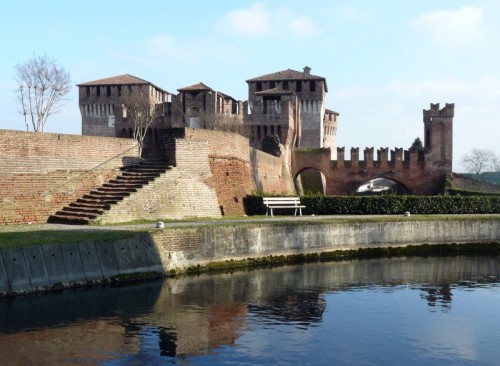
[0,254,499,365]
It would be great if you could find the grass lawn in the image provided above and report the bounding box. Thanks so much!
[0,229,141,250]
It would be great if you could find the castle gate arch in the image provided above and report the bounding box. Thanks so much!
[355,177,411,195]
[294,168,327,195]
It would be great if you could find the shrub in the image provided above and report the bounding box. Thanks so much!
[244,194,500,216]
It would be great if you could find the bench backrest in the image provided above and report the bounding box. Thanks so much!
[263,197,301,206]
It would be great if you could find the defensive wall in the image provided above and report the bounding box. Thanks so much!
[0,128,293,225]
[293,147,446,195]
[160,128,294,217]
[0,129,140,225]
[1,217,498,297]
[292,103,455,195]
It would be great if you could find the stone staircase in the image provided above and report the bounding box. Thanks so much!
[48,160,171,225]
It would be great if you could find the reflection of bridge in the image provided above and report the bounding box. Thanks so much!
[292,103,454,195]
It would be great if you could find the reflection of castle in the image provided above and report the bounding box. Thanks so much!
[1,255,498,362]
[77,66,338,157]
[420,285,453,311]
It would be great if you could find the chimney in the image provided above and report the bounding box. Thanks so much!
[303,66,311,75]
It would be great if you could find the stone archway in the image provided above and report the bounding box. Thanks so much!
[295,168,327,195]
[355,177,411,195]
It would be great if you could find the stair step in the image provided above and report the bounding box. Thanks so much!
[48,159,171,225]
[85,192,130,200]
[120,172,162,179]
[102,182,144,189]
[74,199,113,208]
[48,215,90,225]
[63,206,104,215]
[95,187,137,194]
[55,210,98,219]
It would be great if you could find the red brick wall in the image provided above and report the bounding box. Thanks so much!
[0,128,294,224]
[0,130,139,225]
[176,129,294,216]
[293,148,446,195]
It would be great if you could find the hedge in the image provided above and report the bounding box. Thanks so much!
[243,194,500,216]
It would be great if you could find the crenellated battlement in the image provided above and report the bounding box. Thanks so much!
[333,146,422,168]
[292,102,453,195]
[423,103,454,120]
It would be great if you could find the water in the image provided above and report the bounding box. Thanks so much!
[1,254,499,365]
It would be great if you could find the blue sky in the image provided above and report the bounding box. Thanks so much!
[1,0,499,171]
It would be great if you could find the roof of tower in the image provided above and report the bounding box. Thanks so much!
[325,108,339,115]
[177,82,239,101]
[255,87,294,96]
[177,82,213,92]
[77,74,170,93]
[246,67,328,92]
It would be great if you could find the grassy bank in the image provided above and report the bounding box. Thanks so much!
[0,229,140,250]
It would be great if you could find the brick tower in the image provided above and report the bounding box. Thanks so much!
[423,103,454,171]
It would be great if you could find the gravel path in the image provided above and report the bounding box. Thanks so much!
[0,215,362,233]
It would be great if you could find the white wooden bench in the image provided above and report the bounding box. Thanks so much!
[263,197,306,217]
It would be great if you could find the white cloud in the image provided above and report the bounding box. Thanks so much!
[411,6,484,45]
[219,3,273,37]
[145,35,190,61]
[287,16,320,37]
[219,3,319,38]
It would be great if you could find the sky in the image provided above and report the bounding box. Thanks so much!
[1,0,499,172]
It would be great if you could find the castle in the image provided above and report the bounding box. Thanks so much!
[77,66,339,158]
[3,66,496,226]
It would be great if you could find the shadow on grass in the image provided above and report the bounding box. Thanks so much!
[0,230,139,250]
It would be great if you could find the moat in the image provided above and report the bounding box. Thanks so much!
[1,254,499,365]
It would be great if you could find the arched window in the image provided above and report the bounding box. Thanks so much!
[425,128,431,149]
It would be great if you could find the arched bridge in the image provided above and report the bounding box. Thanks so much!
[292,147,450,195]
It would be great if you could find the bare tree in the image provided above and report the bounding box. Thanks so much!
[15,53,71,132]
[124,89,162,158]
[461,148,495,174]
[193,110,249,137]
[491,154,500,172]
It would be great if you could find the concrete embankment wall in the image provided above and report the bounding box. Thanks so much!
[1,218,498,297]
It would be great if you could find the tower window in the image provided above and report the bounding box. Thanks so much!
[310,81,316,92]
[106,85,111,97]
[256,82,262,92]
[425,128,431,148]
[296,81,302,92]
[96,87,100,97]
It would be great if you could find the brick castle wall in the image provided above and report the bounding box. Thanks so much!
[179,129,294,216]
[1,128,293,225]
[0,130,139,225]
